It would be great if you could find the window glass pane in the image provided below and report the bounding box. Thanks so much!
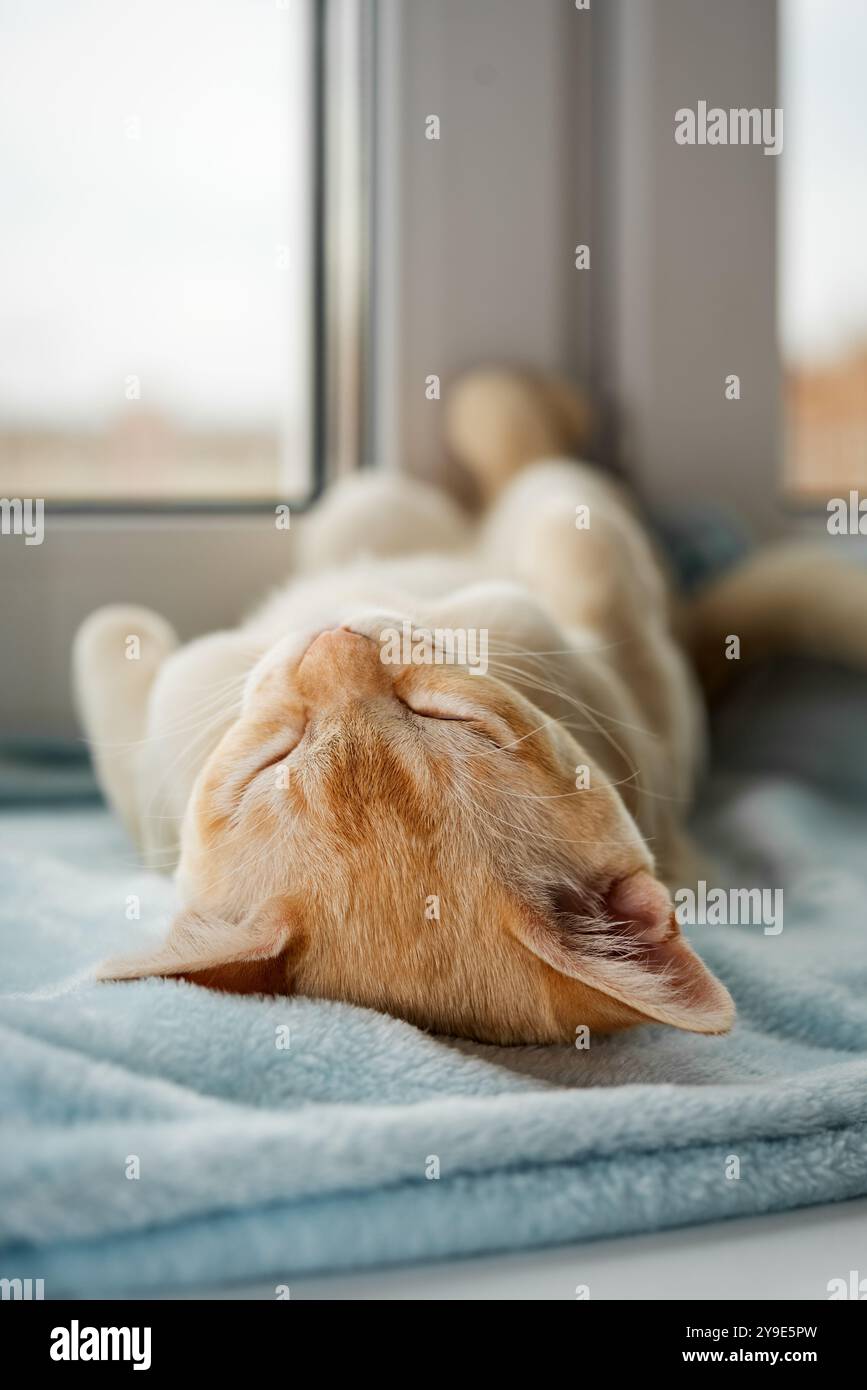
[781,0,867,497]
[0,0,312,502]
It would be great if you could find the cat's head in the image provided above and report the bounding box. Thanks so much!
[99,623,733,1043]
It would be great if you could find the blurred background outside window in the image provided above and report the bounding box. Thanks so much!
[0,0,312,504]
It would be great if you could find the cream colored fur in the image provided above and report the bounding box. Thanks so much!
[75,463,700,877]
[71,369,867,1044]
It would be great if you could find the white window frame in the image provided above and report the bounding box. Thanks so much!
[592,0,785,536]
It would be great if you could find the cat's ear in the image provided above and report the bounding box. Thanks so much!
[514,870,734,1033]
[95,894,305,996]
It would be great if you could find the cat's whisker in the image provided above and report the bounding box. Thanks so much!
[135,694,246,842]
[485,655,658,739]
[482,656,642,789]
[88,671,250,753]
[466,712,575,758]
[451,765,655,850]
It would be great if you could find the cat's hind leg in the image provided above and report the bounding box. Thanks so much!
[446,367,663,629]
[480,458,670,634]
[446,367,593,502]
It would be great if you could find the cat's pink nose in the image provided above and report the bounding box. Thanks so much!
[297,627,389,702]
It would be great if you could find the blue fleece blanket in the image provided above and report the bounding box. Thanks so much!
[2,660,867,1297]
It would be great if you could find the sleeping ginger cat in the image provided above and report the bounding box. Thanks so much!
[74,369,867,1044]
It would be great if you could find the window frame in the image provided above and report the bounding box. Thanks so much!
[591,0,787,537]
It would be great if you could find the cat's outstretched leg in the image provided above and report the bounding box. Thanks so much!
[73,605,178,851]
[75,606,261,868]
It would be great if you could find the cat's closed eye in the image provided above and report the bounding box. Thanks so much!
[397,693,507,748]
